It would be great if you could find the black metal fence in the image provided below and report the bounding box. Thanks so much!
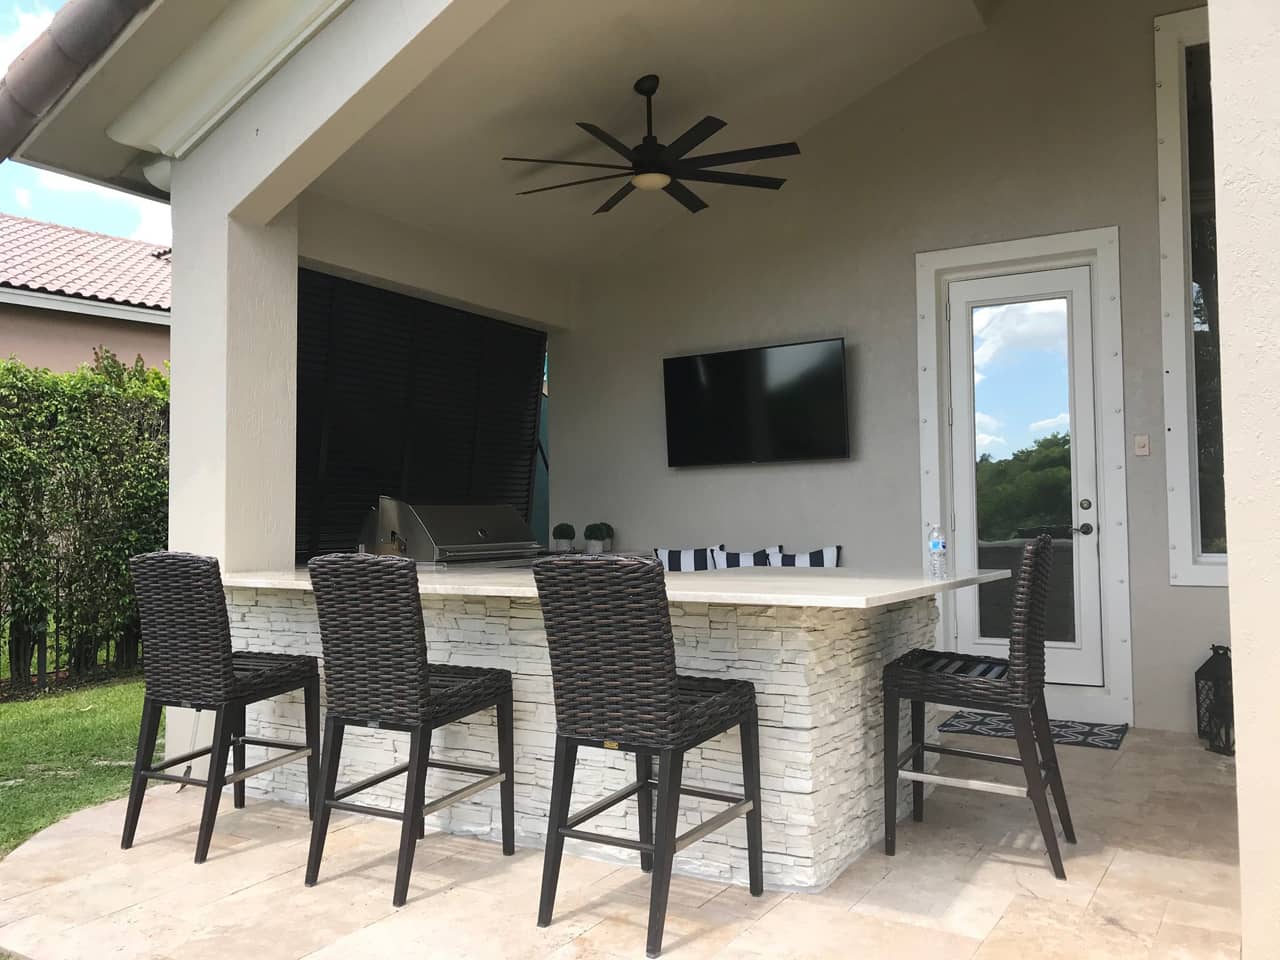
[0,557,142,699]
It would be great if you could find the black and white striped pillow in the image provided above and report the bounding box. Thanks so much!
[712,546,783,569]
[654,546,717,572]
[768,546,842,568]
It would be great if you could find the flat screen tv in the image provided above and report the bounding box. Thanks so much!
[663,338,849,467]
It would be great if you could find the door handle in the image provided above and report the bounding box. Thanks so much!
[1073,523,1094,536]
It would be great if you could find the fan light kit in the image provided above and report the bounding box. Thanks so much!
[503,74,800,214]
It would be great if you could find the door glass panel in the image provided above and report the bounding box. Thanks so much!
[970,298,1076,646]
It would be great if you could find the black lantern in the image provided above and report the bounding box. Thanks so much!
[1195,645,1234,756]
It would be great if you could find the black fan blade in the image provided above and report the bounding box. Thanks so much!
[576,122,636,161]
[517,172,632,196]
[661,116,726,161]
[681,142,801,168]
[503,156,632,171]
[594,182,635,214]
[663,179,708,213]
[671,168,786,190]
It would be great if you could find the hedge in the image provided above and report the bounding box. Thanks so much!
[0,350,169,692]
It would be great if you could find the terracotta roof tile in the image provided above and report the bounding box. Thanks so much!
[0,212,170,310]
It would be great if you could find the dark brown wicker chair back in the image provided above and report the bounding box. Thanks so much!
[307,553,430,725]
[1006,533,1056,698]
[533,554,683,746]
[129,551,236,704]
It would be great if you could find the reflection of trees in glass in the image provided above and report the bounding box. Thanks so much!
[1186,42,1226,554]
[975,433,1073,541]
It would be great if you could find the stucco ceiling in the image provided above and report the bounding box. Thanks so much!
[310,0,986,266]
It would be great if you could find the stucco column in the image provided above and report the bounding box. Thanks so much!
[168,173,298,570]
[1208,0,1280,954]
[165,172,299,767]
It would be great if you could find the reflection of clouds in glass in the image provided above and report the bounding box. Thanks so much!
[1029,412,1070,435]
[973,298,1068,374]
[975,412,1001,433]
[976,433,1006,451]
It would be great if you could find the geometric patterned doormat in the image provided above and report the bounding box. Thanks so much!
[937,710,1129,750]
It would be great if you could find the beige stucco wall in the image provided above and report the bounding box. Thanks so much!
[550,0,1225,730]
[0,301,169,371]
[1208,0,1280,953]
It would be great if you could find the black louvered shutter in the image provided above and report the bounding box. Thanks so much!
[295,269,547,561]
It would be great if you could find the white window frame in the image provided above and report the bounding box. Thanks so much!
[1156,8,1227,587]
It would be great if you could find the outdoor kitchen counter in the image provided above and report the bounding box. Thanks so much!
[216,566,1009,892]
[221,565,1009,608]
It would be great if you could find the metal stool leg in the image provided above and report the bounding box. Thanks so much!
[910,700,925,822]
[1031,697,1076,844]
[231,702,247,810]
[646,749,684,959]
[739,706,764,896]
[392,727,428,907]
[883,687,899,856]
[303,679,321,821]
[636,752,654,873]
[537,735,578,927]
[1012,708,1066,880]
[497,691,516,855]
[305,716,345,886]
[194,706,233,864]
[121,696,162,849]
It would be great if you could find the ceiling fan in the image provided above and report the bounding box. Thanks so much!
[503,74,800,214]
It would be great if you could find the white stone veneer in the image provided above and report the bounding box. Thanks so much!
[228,588,937,891]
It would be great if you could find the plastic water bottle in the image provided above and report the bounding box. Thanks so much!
[927,524,948,581]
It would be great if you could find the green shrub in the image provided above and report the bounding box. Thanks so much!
[583,523,607,542]
[552,522,575,541]
[0,350,169,689]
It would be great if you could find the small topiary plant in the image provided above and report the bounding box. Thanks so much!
[552,522,576,541]
[583,523,607,542]
[599,522,614,541]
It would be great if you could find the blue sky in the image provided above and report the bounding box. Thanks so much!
[971,298,1071,458]
[0,0,171,245]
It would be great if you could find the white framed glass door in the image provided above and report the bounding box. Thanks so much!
[948,266,1104,687]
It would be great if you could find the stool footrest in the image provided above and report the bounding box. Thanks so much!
[560,827,653,853]
[897,768,1029,798]
[225,746,312,785]
[566,779,646,830]
[333,762,412,802]
[675,800,753,852]
[422,772,505,817]
[148,745,213,772]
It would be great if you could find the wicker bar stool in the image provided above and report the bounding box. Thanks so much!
[123,552,320,863]
[882,534,1076,878]
[532,554,763,959]
[304,553,515,907]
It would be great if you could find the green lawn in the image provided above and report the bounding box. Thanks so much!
[0,680,157,857]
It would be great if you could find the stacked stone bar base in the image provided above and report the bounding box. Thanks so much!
[226,588,938,891]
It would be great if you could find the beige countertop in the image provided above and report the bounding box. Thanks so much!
[222,564,1011,610]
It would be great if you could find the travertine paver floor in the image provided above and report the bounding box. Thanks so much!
[0,728,1239,959]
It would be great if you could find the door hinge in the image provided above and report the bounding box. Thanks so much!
[947,406,953,427]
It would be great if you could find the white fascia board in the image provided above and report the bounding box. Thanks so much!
[107,0,354,160]
[0,286,170,326]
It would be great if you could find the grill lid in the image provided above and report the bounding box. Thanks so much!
[360,496,542,564]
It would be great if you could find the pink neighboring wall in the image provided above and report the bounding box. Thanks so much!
[0,301,169,371]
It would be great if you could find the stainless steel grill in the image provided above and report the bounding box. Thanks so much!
[357,496,543,566]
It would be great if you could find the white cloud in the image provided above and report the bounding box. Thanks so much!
[14,186,31,210]
[34,169,171,245]
[975,433,1006,451]
[1029,412,1071,434]
[972,299,1068,374]
[0,6,54,75]
[974,411,1001,433]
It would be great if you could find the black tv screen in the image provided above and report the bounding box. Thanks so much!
[663,338,849,467]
